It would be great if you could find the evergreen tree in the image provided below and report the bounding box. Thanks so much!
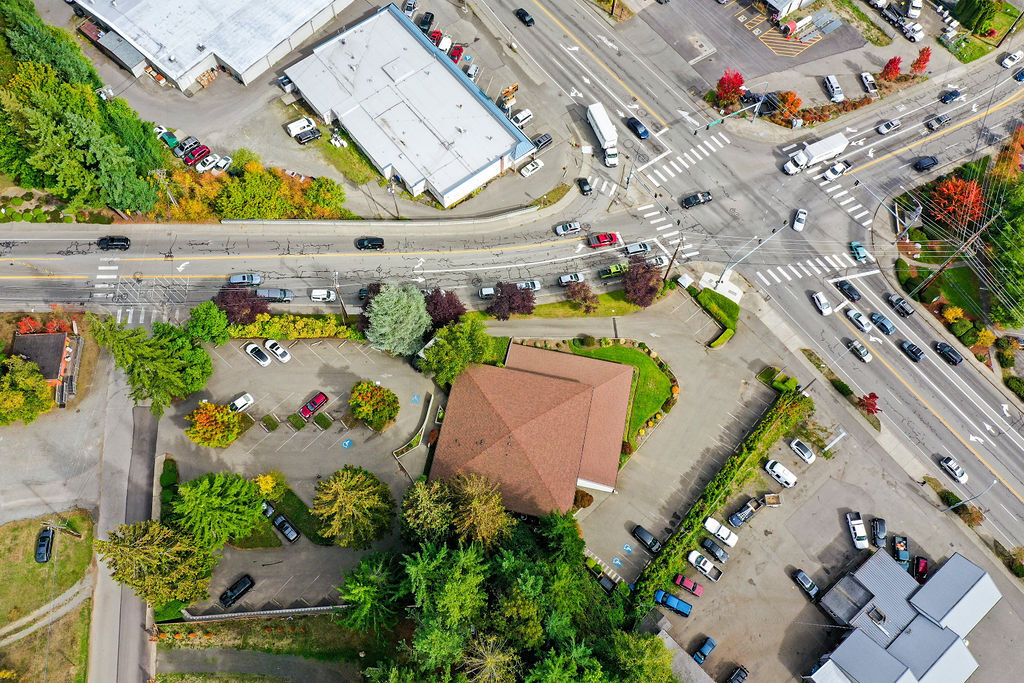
[171,472,262,548]
[365,284,432,356]
[311,466,395,548]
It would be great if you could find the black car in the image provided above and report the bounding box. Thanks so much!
[356,236,384,250]
[681,191,713,208]
[726,666,750,683]
[914,156,939,172]
[835,279,862,302]
[940,89,960,104]
[871,518,887,548]
[219,574,255,608]
[418,11,434,32]
[631,525,663,554]
[272,514,301,543]
[935,341,963,365]
[577,177,593,196]
[887,293,915,317]
[515,8,535,26]
[97,235,131,251]
[900,340,925,362]
[626,116,649,140]
[597,574,617,594]
[295,128,322,145]
[793,569,819,599]
[701,537,729,563]
[35,528,54,563]
[260,500,276,519]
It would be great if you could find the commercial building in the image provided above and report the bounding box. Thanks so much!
[812,551,1001,682]
[71,0,350,92]
[285,5,534,207]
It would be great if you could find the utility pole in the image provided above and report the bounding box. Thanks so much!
[941,479,998,512]
[663,239,684,284]
[333,271,349,321]
[911,212,1000,299]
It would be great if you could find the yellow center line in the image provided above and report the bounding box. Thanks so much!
[529,1,668,128]
[853,87,1024,174]
[839,316,1024,505]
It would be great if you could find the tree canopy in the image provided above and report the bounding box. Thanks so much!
[171,472,262,548]
[0,355,54,426]
[418,318,490,386]
[184,301,230,345]
[365,284,432,356]
[184,402,244,447]
[311,466,395,548]
[487,282,535,320]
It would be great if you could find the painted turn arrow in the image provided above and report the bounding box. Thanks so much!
[869,335,883,343]
[984,422,995,433]
[969,434,985,443]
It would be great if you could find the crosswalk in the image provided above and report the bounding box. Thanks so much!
[638,131,732,188]
[817,174,874,228]
[91,257,190,328]
[587,175,620,197]
[754,249,876,286]
[636,203,700,259]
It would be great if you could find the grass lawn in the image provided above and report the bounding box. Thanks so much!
[276,489,333,546]
[938,265,983,316]
[465,290,643,322]
[156,614,378,663]
[0,600,91,683]
[833,0,893,46]
[529,183,571,208]
[481,335,510,365]
[0,510,94,627]
[948,34,993,64]
[318,131,380,185]
[228,517,282,550]
[985,2,1019,41]
[157,675,292,683]
[570,342,672,445]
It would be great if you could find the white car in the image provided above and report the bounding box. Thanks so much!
[214,155,233,172]
[846,512,869,550]
[511,109,534,128]
[940,456,968,484]
[310,289,337,303]
[153,124,168,136]
[554,221,581,236]
[765,460,797,488]
[823,160,852,181]
[263,339,291,363]
[848,339,873,363]
[516,280,541,291]
[195,154,220,172]
[907,0,922,18]
[1002,51,1024,69]
[245,342,272,367]
[811,291,832,316]
[789,438,816,464]
[646,255,667,267]
[558,272,585,286]
[228,392,254,413]
[703,517,739,547]
[846,307,872,333]
[876,119,902,135]
[520,160,544,177]
[792,208,807,232]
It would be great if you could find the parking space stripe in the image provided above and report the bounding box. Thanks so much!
[600,180,609,193]
[661,165,675,178]
[757,272,770,285]
[661,230,679,237]
[853,210,869,219]
[650,217,668,225]
[776,267,792,281]
[862,218,872,227]
[806,260,821,274]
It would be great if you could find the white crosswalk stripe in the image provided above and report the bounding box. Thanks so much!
[653,169,667,182]
[661,165,675,178]
[815,258,828,270]
[839,197,854,206]
[638,204,655,211]
[832,190,848,199]
[647,173,661,187]
[777,268,792,282]
[806,260,821,275]
[757,272,770,285]
[718,132,730,144]
[643,211,660,218]
[799,263,812,276]
[690,147,703,159]
[843,253,858,266]
[768,270,781,283]
[788,265,802,278]
[669,160,683,173]
[823,255,840,269]
[676,156,689,169]
[683,152,694,164]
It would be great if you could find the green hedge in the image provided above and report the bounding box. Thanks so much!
[831,378,853,396]
[159,458,179,488]
[696,288,740,330]
[288,414,306,430]
[895,258,912,285]
[261,415,279,431]
[998,350,1016,368]
[709,328,734,348]
[630,391,814,618]
[1006,376,1024,400]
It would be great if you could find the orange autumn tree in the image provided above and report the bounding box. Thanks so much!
[930,176,986,228]
[992,125,1024,179]
[348,381,400,431]
[185,402,243,447]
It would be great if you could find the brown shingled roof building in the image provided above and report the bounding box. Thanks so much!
[430,344,632,516]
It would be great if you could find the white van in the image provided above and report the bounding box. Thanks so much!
[286,117,316,137]
[436,35,452,53]
[511,109,534,128]
[465,63,480,82]
[765,460,797,488]
[478,286,496,300]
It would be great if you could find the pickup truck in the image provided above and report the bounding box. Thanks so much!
[688,550,723,582]
[846,512,869,550]
[599,263,629,279]
[682,191,713,208]
[893,535,911,570]
[693,636,717,665]
[727,497,763,528]
[704,517,738,547]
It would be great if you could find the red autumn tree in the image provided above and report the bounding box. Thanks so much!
[486,282,535,320]
[44,319,70,333]
[623,256,661,308]
[716,69,745,106]
[930,176,986,228]
[212,285,270,325]
[880,56,902,81]
[858,393,882,415]
[423,288,466,330]
[910,47,931,75]
[565,281,598,314]
[16,316,40,334]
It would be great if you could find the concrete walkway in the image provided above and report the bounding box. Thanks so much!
[157,647,360,683]
[0,571,95,647]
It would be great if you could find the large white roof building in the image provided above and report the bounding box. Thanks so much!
[285,4,534,207]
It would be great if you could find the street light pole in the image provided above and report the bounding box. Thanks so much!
[715,223,786,287]
[941,479,998,512]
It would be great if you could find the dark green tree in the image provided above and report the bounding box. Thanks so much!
[365,284,432,356]
[419,318,490,386]
[171,472,262,549]
[336,552,409,633]
[400,478,455,544]
[184,301,230,345]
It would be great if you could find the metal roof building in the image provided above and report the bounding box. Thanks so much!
[285,4,534,207]
[812,552,1000,683]
[73,0,350,91]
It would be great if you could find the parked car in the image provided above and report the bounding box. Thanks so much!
[835,279,862,302]
[597,574,617,594]
[703,517,739,547]
[587,233,618,248]
[914,156,939,172]
[791,208,807,232]
[900,340,925,362]
[907,0,923,18]
[940,455,968,483]
[913,556,929,584]
[876,119,902,135]
[228,393,254,413]
[554,221,581,236]
[647,255,668,267]
[653,589,691,616]
[1016,68,1024,83]
[846,307,872,333]
[793,569,819,599]
[935,341,963,365]
[701,537,729,563]
[515,8,535,26]
[887,293,915,316]
[245,342,272,367]
[940,89,961,104]
[449,45,464,63]
[219,574,255,608]
[35,528,54,563]
[229,273,262,286]
[848,339,872,363]
[850,241,868,262]
[847,511,869,550]
[631,525,663,554]
[516,280,541,291]
[893,535,911,570]
[299,391,329,420]
[673,574,704,597]
[403,0,417,18]
[693,637,717,665]
[765,459,797,487]
[789,438,816,464]
[184,145,211,166]
[310,289,337,302]
[577,177,593,196]
[295,128,322,145]
[870,313,895,335]
[626,116,649,139]
[273,514,301,543]
[871,517,887,548]
[264,339,291,363]
[1002,50,1023,69]
[860,72,878,94]
[418,11,434,32]
[356,237,385,250]
[558,273,585,286]
[195,153,220,173]
[726,666,750,683]
[213,155,233,172]
[511,109,534,128]
[520,160,544,177]
[97,236,131,251]
[811,291,832,316]
[261,500,276,519]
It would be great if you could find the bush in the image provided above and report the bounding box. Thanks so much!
[261,415,279,431]
[950,319,972,336]
[1006,376,1024,400]
[661,396,677,412]
[11,197,23,206]
[1012,562,1024,578]
[313,413,333,430]
[621,441,634,456]
[958,329,979,347]
[686,285,700,297]
[939,489,961,507]
[996,336,1015,351]
[999,350,1016,368]
[581,335,597,347]
[160,459,179,488]
[227,313,358,340]
[907,228,928,243]
[895,258,912,285]
[709,328,734,347]
[573,489,594,509]
[697,288,740,330]
[288,414,306,430]
[831,378,854,396]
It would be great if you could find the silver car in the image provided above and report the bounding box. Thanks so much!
[554,221,581,236]
[558,273,585,286]
[516,280,541,291]
[229,273,262,286]
[940,456,968,484]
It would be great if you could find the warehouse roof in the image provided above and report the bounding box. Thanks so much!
[285,5,532,203]
[83,0,336,82]
[909,552,1002,637]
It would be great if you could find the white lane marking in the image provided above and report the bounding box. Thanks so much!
[682,250,700,258]
[768,270,781,283]
[683,152,694,164]
[95,274,117,279]
[823,255,840,269]
[777,268,792,282]
[788,265,802,277]
[97,266,119,270]
[862,219,872,226]
[757,272,770,285]
[643,211,661,218]
[824,269,880,283]
[843,253,858,266]
[814,258,828,270]
[650,216,668,225]
[647,173,661,187]
[661,230,679,237]
[825,185,840,193]
[690,147,703,159]
[847,204,863,212]
[116,309,123,324]
[807,260,821,274]
[600,180,609,193]
[853,211,869,219]
[867,253,877,263]
[781,143,797,151]
[126,309,134,324]
[669,160,683,173]
[711,137,725,149]
[718,132,731,144]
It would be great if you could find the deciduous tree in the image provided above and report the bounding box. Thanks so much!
[184,402,243,447]
[349,381,400,431]
[401,478,456,544]
[213,285,270,325]
[776,91,802,118]
[942,305,964,324]
[930,176,986,228]
[463,635,521,683]
[0,356,54,426]
[715,69,744,106]
[910,46,931,74]
[419,318,490,386]
[365,284,432,356]
[858,392,882,414]
[171,472,262,549]
[93,520,216,605]
[606,632,675,683]
[252,470,288,502]
[487,282,535,320]
[424,288,467,330]
[565,281,598,314]
[311,466,395,548]
[184,301,230,345]
[623,256,660,307]
[451,473,513,547]
[880,56,902,81]
[976,328,996,347]
[336,552,409,632]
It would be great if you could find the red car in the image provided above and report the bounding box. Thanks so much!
[673,574,704,598]
[913,556,929,584]
[449,45,464,63]
[183,145,210,166]
[587,233,618,248]
[299,391,328,419]
[429,30,442,46]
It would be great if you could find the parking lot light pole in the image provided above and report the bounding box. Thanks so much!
[941,479,998,512]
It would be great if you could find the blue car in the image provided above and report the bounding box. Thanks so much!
[693,637,717,664]
[850,241,868,263]
[627,117,649,140]
[1016,69,1024,82]
[940,89,960,104]
[654,589,692,616]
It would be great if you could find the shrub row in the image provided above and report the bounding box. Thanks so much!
[696,288,740,330]
[227,313,363,340]
[630,390,814,618]
[831,378,854,396]
[709,328,734,347]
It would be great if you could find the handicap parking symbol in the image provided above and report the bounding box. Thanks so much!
[341,439,353,449]
[412,394,421,404]
[622,543,633,555]
[612,557,623,567]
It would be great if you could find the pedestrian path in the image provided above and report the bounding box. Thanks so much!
[636,204,701,260]
[587,174,620,197]
[637,131,732,187]
[754,249,876,287]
